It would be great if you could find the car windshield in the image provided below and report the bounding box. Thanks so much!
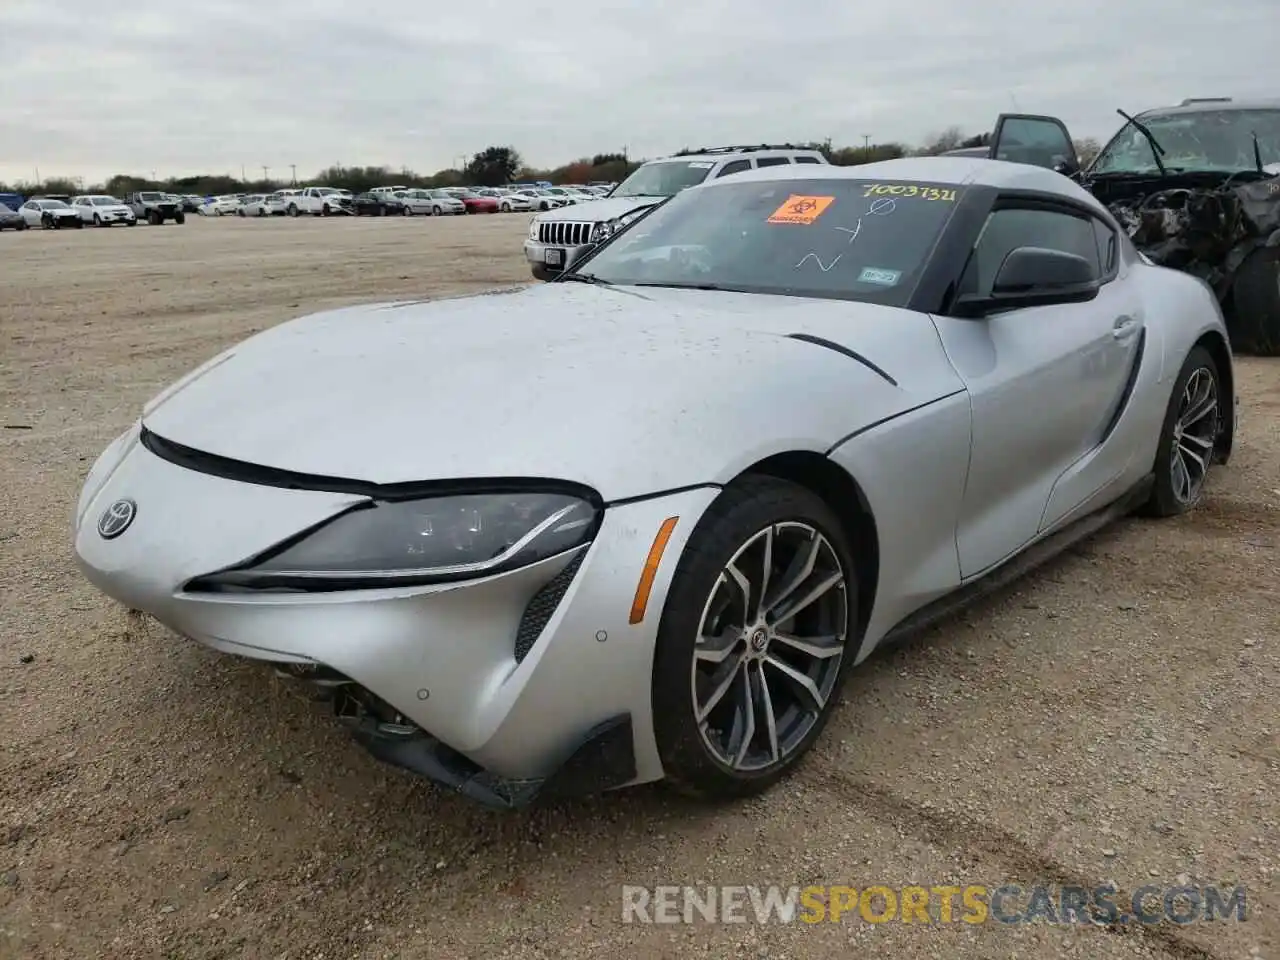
[92,197,120,205]
[612,159,716,198]
[1091,107,1280,174]
[139,192,163,201]
[573,177,964,307]
[429,190,452,198]
[41,200,69,209]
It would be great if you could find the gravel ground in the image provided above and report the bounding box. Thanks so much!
[1,215,1277,960]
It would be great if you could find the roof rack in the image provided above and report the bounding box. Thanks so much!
[1179,97,1232,106]
[679,143,813,155]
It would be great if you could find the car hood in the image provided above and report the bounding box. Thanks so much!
[537,195,665,223]
[140,283,963,502]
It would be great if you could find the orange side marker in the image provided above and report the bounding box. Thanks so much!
[628,517,679,624]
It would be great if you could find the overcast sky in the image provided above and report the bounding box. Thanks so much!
[3,0,1278,184]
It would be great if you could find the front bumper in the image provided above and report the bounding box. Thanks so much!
[523,239,591,273]
[93,211,136,224]
[72,425,718,806]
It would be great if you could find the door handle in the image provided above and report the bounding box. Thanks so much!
[1112,316,1139,340]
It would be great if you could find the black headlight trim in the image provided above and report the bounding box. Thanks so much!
[140,426,602,506]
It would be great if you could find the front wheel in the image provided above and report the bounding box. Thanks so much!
[432,205,442,216]
[651,476,857,800]
[402,205,412,216]
[1140,345,1222,518]
[501,202,511,212]
[174,212,185,224]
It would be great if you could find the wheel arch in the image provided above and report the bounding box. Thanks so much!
[1193,330,1235,464]
[733,451,880,643]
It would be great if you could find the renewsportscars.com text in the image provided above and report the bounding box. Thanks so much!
[621,884,1247,925]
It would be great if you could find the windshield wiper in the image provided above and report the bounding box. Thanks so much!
[557,272,613,285]
[1116,108,1168,176]
[630,281,729,291]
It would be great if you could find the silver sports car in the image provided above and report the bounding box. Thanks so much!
[74,155,1237,809]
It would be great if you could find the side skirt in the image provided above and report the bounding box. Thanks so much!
[878,474,1154,647]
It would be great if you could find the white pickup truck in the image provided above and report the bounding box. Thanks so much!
[284,186,353,216]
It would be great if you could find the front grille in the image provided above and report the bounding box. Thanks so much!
[513,551,585,662]
[538,221,593,246]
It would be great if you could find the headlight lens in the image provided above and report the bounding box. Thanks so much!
[196,491,599,590]
[528,220,540,239]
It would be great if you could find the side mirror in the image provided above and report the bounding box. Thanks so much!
[954,246,1100,316]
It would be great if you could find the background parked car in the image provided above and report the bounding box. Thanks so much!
[0,203,27,230]
[237,194,277,217]
[447,189,499,214]
[200,195,242,216]
[495,191,533,212]
[71,195,137,226]
[351,191,408,216]
[20,198,82,229]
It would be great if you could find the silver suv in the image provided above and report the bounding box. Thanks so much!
[522,144,829,280]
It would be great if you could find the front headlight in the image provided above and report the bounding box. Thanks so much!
[190,491,599,591]
[590,210,644,244]
[528,220,540,240]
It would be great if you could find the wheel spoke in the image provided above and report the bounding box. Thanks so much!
[756,525,774,620]
[771,572,843,625]
[763,531,818,616]
[1182,394,1217,429]
[694,629,741,664]
[727,667,756,768]
[1171,449,1192,501]
[723,563,752,615]
[764,654,827,713]
[1178,431,1214,453]
[695,654,745,722]
[772,632,844,660]
[752,662,780,764]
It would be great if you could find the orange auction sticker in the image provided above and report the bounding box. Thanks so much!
[767,195,835,225]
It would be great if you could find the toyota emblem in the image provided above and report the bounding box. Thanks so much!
[97,499,137,539]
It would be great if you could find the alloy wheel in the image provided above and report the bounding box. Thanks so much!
[1170,366,1218,504]
[691,522,847,772]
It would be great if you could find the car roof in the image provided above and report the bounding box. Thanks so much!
[704,155,1091,193]
[1143,97,1280,117]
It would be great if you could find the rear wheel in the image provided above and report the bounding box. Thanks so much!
[1140,345,1221,518]
[432,205,442,216]
[1229,247,1280,356]
[652,477,857,799]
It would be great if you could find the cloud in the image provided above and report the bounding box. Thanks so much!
[2,0,1276,183]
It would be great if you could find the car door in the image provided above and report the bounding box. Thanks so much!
[987,113,1080,175]
[931,198,1143,579]
[21,201,39,226]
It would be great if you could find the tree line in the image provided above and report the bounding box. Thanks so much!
[1,131,1102,198]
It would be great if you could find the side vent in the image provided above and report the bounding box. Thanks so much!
[784,333,899,386]
[514,551,586,663]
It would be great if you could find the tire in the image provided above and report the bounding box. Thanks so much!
[1140,345,1222,518]
[288,204,298,217]
[127,219,137,227]
[402,205,412,216]
[432,205,441,216]
[501,202,511,212]
[1229,247,1280,356]
[321,204,330,216]
[651,476,857,800]
[93,214,102,227]
[175,213,185,224]
[16,221,27,231]
[530,264,557,282]
[150,211,162,225]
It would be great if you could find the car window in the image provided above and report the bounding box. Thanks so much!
[1092,218,1118,276]
[794,156,823,164]
[961,207,1101,297]
[755,157,792,167]
[993,117,1075,168]
[717,159,751,178]
[0,204,12,214]
[578,177,966,307]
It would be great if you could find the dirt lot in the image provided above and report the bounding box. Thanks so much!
[1,215,1277,960]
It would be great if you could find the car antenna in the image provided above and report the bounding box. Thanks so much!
[1251,131,1265,174]
[1116,108,1168,176]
